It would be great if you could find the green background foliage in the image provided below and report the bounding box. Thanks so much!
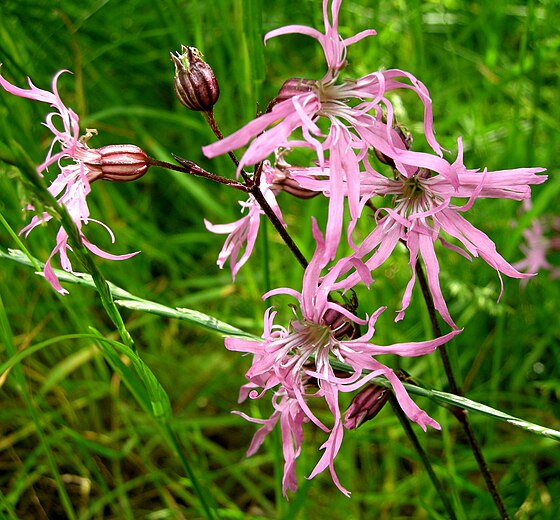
[0,0,558,518]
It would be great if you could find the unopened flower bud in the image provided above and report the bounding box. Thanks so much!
[273,175,320,199]
[323,307,358,339]
[86,144,149,182]
[344,384,389,430]
[271,166,320,199]
[171,45,219,112]
[267,77,318,112]
[374,125,413,167]
[267,149,320,199]
[322,291,360,339]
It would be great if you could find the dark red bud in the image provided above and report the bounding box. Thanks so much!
[344,384,389,430]
[272,174,320,199]
[171,45,219,112]
[323,308,357,339]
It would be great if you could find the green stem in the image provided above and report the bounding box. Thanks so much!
[414,262,511,520]
[163,423,219,520]
[388,393,457,520]
[0,212,42,272]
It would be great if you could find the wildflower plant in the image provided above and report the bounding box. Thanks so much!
[0,0,558,518]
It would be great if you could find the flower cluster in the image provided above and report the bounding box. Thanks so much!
[200,0,547,495]
[1,0,547,499]
[0,70,150,294]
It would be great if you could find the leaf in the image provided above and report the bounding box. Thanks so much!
[0,248,257,339]
[89,328,172,423]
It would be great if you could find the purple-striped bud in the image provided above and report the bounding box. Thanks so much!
[322,291,360,339]
[271,167,320,200]
[171,45,219,112]
[85,144,149,182]
[273,175,320,199]
[323,307,359,339]
[344,384,389,430]
[267,77,318,112]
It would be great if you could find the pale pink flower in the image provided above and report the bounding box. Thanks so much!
[0,70,146,294]
[264,0,377,82]
[202,0,445,262]
[328,138,547,328]
[233,376,310,496]
[204,164,285,279]
[226,220,460,495]
[514,203,560,283]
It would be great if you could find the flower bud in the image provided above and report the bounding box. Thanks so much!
[273,174,320,199]
[344,384,389,430]
[373,125,413,167]
[171,45,219,112]
[266,77,318,112]
[322,291,360,339]
[266,150,320,199]
[323,307,358,339]
[85,144,149,182]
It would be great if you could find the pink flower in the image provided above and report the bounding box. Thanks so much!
[1,70,147,294]
[204,164,285,279]
[329,138,547,328]
[226,220,460,495]
[202,0,444,262]
[514,203,560,283]
[264,0,377,82]
[233,378,310,495]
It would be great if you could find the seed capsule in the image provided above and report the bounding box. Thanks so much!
[171,45,219,112]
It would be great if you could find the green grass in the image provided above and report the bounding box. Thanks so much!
[1,0,559,518]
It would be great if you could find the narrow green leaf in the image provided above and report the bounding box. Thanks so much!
[89,329,172,422]
[0,248,257,339]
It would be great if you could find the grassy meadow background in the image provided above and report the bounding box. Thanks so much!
[0,0,559,518]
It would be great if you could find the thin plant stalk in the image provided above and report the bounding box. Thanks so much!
[415,261,511,520]
[388,393,458,520]
[163,424,219,520]
[202,109,309,269]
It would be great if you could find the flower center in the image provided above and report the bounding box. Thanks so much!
[401,174,424,200]
[290,320,332,358]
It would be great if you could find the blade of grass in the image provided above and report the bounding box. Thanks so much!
[0,291,78,520]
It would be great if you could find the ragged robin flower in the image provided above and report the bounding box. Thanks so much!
[0,69,149,294]
[202,0,446,263]
[293,136,547,328]
[225,219,460,495]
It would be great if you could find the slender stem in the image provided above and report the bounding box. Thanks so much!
[202,110,309,269]
[248,182,309,269]
[147,157,247,192]
[203,111,243,172]
[163,424,218,520]
[414,262,511,520]
[388,393,458,520]
[414,263,460,395]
